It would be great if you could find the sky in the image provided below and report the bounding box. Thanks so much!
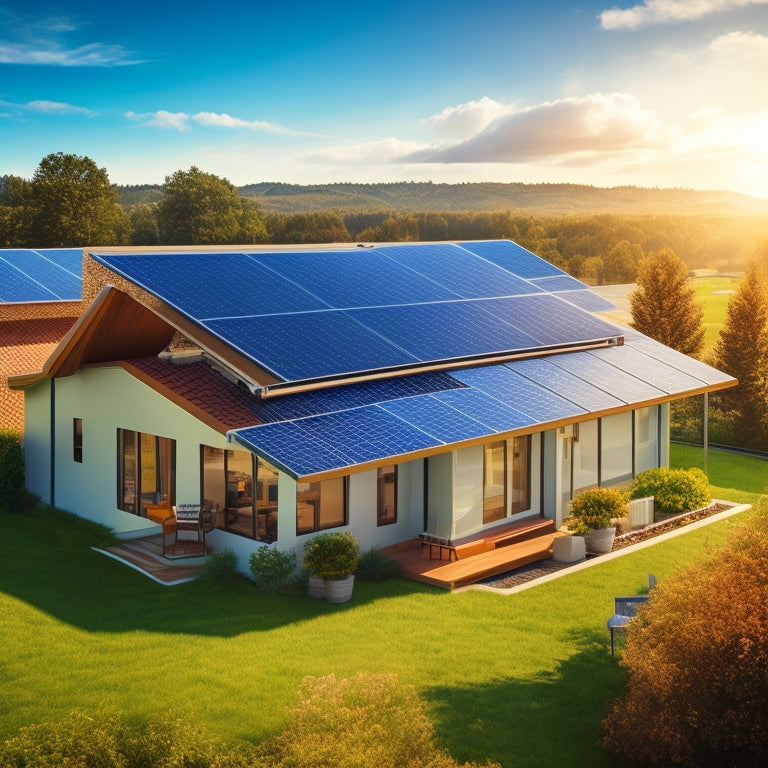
[1,0,768,199]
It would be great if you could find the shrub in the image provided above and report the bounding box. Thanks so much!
[629,466,710,517]
[249,546,298,593]
[567,487,627,535]
[197,548,240,583]
[303,532,360,580]
[258,672,500,768]
[0,429,25,513]
[602,498,768,767]
[355,546,400,581]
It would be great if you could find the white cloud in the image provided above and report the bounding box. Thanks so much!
[709,30,768,64]
[600,0,768,30]
[404,93,671,164]
[192,111,290,134]
[126,110,192,131]
[423,97,515,140]
[301,137,423,165]
[0,99,95,116]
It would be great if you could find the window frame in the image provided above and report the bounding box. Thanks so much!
[73,418,83,463]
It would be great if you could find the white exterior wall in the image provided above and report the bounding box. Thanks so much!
[23,379,53,504]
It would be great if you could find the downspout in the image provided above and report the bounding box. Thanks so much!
[50,378,56,508]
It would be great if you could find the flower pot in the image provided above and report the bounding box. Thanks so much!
[324,574,355,604]
[586,526,616,554]
[307,574,325,598]
[552,534,586,563]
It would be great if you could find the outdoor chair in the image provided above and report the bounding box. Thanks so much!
[174,503,202,546]
[607,594,650,655]
[145,503,176,555]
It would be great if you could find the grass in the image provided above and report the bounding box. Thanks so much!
[1,471,760,768]
[691,275,740,356]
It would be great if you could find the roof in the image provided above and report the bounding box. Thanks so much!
[10,240,736,480]
[0,249,83,303]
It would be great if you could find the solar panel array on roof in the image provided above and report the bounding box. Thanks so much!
[92,241,621,385]
[0,248,83,302]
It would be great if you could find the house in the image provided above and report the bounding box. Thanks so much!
[0,249,83,433]
[10,241,735,581]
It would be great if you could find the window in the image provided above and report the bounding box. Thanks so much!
[483,441,507,523]
[297,477,347,535]
[73,418,82,463]
[200,446,278,542]
[377,465,397,526]
[509,435,531,515]
[117,429,175,515]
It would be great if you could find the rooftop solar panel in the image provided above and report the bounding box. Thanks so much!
[529,275,588,292]
[40,248,84,275]
[0,260,61,302]
[381,395,491,443]
[460,240,565,279]
[0,249,82,300]
[0,248,82,302]
[555,289,615,313]
[432,388,536,433]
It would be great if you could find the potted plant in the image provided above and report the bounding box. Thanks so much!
[567,487,626,554]
[303,532,360,603]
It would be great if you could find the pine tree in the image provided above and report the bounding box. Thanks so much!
[711,259,768,449]
[630,248,705,357]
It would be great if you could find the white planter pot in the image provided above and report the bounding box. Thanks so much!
[307,574,325,598]
[324,574,355,603]
[586,527,616,554]
[552,535,586,563]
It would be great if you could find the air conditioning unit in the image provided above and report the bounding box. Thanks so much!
[629,496,654,527]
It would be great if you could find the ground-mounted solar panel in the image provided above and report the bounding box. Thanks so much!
[454,365,587,423]
[476,294,622,347]
[549,351,667,402]
[507,357,625,412]
[348,300,543,362]
[460,240,566,279]
[248,249,460,307]
[432,388,536,433]
[380,243,541,299]
[204,311,420,381]
[0,260,61,302]
[0,249,82,300]
[381,395,491,443]
[589,344,704,395]
[92,252,329,319]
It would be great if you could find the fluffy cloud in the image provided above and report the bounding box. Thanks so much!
[600,0,768,30]
[404,93,671,164]
[126,110,191,131]
[423,97,515,139]
[0,99,95,116]
[709,29,768,64]
[126,109,292,134]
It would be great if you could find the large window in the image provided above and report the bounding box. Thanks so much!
[377,465,397,526]
[118,429,175,515]
[296,477,347,535]
[483,436,532,523]
[509,435,531,515]
[201,446,278,542]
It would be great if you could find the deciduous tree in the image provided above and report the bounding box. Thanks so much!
[630,248,704,356]
[156,166,267,245]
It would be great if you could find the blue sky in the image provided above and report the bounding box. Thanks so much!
[2,0,768,198]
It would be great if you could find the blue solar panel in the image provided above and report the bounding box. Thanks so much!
[549,351,666,402]
[530,275,589,292]
[555,290,615,313]
[432,388,536,432]
[0,260,61,302]
[204,311,419,381]
[460,240,565,279]
[38,248,83,277]
[93,252,329,318]
[249,250,459,307]
[477,294,621,346]
[381,395,490,443]
[0,249,82,300]
[381,243,540,298]
[349,301,542,360]
[454,365,586,422]
[506,357,624,411]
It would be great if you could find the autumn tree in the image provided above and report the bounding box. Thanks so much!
[711,258,768,449]
[602,240,642,284]
[25,153,130,247]
[156,166,267,245]
[630,248,705,356]
[266,211,350,244]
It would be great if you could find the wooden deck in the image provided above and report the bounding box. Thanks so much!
[383,517,558,590]
[93,535,205,585]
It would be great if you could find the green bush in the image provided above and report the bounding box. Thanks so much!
[303,532,360,580]
[0,429,25,513]
[567,487,627,535]
[603,498,768,767]
[629,466,710,517]
[355,546,400,582]
[249,546,298,593]
[197,548,240,583]
[258,672,500,768]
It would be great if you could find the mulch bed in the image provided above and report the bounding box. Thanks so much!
[479,502,733,589]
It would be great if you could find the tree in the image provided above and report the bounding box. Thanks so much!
[603,502,768,766]
[266,211,350,244]
[129,204,159,245]
[603,240,642,284]
[711,259,768,449]
[156,166,267,245]
[25,152,129,247]
[630,248,705,356]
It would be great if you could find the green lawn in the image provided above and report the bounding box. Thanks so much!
[0,468,760,768]
[691,275,740,356]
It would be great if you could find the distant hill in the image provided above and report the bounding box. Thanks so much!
[236,182,768,216]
